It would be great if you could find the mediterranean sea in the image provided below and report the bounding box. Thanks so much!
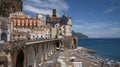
[78,38,120,62]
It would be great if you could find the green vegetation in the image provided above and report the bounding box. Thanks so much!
[16,46,22,52]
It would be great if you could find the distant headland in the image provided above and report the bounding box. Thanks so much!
[72,31,89,38]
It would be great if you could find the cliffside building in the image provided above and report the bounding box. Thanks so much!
[46,9,72,38]
[9,12,50,40]
[9,9,72,40]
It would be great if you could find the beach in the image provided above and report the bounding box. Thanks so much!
[57,47,120,67]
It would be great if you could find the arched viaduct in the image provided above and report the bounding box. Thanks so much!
[3,37,78,67]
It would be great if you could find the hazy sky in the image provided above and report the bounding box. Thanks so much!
[23,0,120,38]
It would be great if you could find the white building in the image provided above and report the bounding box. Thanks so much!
[9,12,31,18]
[35,14,46,25]
[29,25,51,39]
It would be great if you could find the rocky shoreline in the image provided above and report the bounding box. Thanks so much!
[57,47,120,67]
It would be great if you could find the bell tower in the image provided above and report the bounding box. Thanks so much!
[52,9,57,17]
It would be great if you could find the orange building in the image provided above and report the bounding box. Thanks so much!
[9,12,42,40]
[10,14,41,29]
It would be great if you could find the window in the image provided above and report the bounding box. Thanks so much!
[24,22,26,27]
[28,22,30,27]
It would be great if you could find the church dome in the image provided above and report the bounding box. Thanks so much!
[60,14,68,25]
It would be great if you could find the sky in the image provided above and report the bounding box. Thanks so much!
[23,0,120,38]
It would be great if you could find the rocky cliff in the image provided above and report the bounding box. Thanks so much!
[0,0,23,17]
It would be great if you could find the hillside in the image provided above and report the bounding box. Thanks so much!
[72,31,89,38]
[0,0,23,17]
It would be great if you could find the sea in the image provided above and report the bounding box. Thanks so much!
[78,38,120,62]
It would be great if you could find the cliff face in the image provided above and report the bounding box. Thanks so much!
[0,0,23,17]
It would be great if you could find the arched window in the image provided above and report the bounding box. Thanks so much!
[1,33,7,42]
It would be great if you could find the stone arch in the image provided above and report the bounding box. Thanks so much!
[1,32,7,42]
[56,41,59,47]
[27,46,36,67]
[72,39,77,48]
[56,40,62,51]
[13,46,26,67]
[16,50,24,67]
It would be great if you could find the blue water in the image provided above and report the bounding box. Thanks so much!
[78,38,120,62]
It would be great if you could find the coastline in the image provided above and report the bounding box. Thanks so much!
[57,47,120,67]
[78,38,120,62]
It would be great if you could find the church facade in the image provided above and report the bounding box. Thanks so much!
[46,9,72,38]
